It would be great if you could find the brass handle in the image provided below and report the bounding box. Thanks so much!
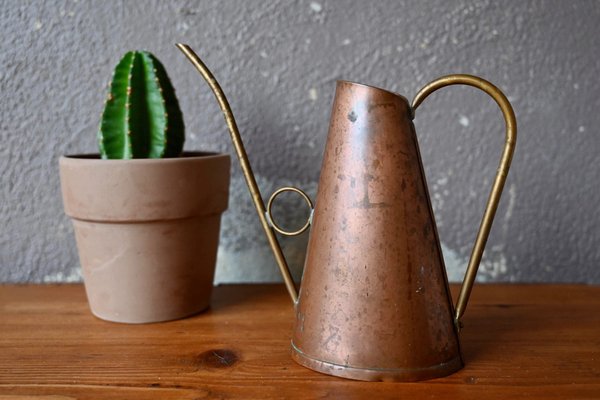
[177,43,300,303]
[411,74,517,328]
[266,186,314,236]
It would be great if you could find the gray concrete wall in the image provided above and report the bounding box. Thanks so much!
[1,0,599,284]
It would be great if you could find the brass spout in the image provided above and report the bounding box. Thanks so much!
[176,43,299,303]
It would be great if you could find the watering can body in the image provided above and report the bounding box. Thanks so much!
[178,44,516,381]
[291,82,461,380]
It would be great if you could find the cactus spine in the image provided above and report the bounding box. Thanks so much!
[98,51,185,159]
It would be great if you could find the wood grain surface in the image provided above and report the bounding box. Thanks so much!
[0,284,599,399]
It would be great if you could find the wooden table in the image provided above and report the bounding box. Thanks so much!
[0,284,598,399]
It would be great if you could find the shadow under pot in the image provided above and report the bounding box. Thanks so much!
[59,152,230,324]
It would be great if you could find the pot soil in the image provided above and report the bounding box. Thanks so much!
[59,152,230,323]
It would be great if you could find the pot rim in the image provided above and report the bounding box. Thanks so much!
[60,151,228,165]
[59,150,230,221]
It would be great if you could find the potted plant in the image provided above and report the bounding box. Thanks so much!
[59,50,230,323]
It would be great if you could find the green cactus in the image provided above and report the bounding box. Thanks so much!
[98,51,185,159]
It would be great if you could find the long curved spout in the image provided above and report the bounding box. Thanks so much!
[175,43,299,303]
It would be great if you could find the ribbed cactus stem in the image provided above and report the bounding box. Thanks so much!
[98,51,184,159]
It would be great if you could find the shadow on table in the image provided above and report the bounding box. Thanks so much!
[460,302,536,363]
[209,283,294,312]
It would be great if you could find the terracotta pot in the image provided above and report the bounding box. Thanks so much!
[59,152,230,323]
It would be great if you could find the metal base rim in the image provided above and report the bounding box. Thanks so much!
[291,341,463,382]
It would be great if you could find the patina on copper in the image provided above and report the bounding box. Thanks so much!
[178,43,517,381]
[289,81,462,381]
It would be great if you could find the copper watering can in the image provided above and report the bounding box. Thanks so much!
[177,44,516,381]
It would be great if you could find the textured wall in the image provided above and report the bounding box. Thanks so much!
[1,0,599,284]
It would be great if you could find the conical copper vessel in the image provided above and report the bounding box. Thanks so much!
[290,81,462,380]
[178,44,516,381]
